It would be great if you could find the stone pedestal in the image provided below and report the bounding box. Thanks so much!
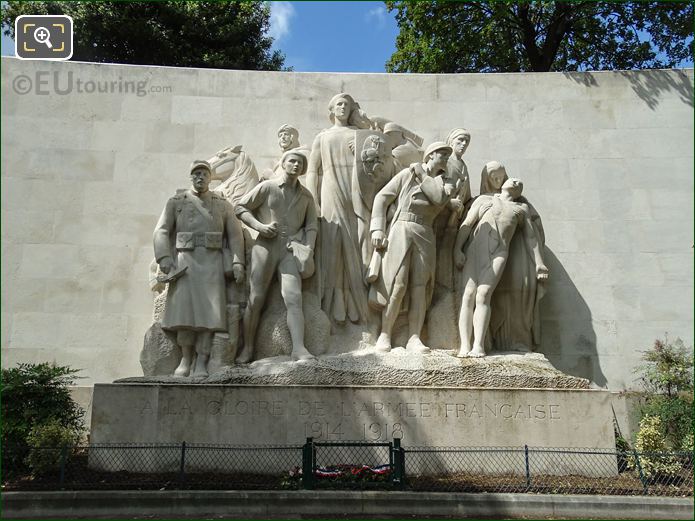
[89,383,616,476]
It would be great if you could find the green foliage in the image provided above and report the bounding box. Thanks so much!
[2,1,285,70]
[628,415,681,479]
[1,363,85,475]
[385,1,694,73]
[640,395,693,449]
[25,420,80,476]
[682,432,694,452]
[635,337,693,397]
[633,337,694,450]
[615,433,630,452]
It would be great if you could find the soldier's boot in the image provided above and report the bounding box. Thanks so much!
[191,333,212,376]
[191,353,209,377]
[174,345,194,377]
[235,342,254,364]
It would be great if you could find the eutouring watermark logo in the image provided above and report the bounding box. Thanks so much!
[12,71,173,97]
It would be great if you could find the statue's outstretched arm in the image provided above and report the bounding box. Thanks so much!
[522,214,548,280]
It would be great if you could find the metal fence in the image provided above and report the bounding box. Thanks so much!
[2,439,692,497]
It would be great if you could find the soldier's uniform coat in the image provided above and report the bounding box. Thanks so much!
[369,164,454,310]
[153,189,244,331]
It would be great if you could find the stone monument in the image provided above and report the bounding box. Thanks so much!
[92,90,616,473]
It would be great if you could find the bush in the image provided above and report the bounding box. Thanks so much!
[635,337,693,397]
[628,415,681,479]
[1,363,85,476]
[25,420,81,476]
[681,432,694,452]
[633,337,694,450]
[639,394,693,449]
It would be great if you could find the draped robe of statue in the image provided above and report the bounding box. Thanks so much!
[434,155,472,291]
[478,171,546,351]
[308,126,370,324]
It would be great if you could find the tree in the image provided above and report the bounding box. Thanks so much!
[385,1,694,73]
[2,1,285,70]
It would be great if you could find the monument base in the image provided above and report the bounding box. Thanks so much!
[89,382,616,476]
[119,350,592,389]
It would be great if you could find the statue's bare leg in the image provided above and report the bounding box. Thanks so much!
[279,256,314,361]
[237,247,274,364]
[376,261,409,352]
[174,330,196,377]
[470,257,506,357]
[191,332,212,377]
[457,278,477,357]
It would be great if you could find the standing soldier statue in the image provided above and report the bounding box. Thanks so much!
[368,142,457,354]
[153,160,245,377]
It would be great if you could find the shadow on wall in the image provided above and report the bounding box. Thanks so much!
[539,249,607,388]
[563,69,694,110]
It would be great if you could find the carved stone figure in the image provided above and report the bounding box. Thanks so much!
[353,131,390,270]
[235,150,318,363]
[206,145,259,207]
[372,117,424,167]
[434,128,473,291]
[153,160,245,377]
[369,142,457,353]
[454,178,548,358]
[445,128,472,212]
[306,93,373,325]
[263,124,311,180]
[278,123,300,152]
[479,161,548,352]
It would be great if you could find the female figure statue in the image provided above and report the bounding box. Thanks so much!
[306,93,372,325]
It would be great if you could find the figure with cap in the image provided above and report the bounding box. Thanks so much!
[234,149,318,363]
[306,93,374,326]
[453,177,548,358]
[262,124,311,180]
[368,142,458,354]
[444,128,472,211]
[153,160,245,377]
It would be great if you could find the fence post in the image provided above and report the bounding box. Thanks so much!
[393,438,405,489]
[302,437,314,490]
[524,445,531,489]
[59,446,67,486]
[178,441,187,487]
[632,449,648,494]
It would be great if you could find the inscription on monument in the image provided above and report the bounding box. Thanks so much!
[135,396,561,441]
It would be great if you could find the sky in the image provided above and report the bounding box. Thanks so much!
[2,2,692,71]
[268,1,399,72]
[1,1,400,72]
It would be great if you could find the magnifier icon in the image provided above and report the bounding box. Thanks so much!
[33,26,53,49]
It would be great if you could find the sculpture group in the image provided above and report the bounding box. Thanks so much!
[149,93,549,377]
